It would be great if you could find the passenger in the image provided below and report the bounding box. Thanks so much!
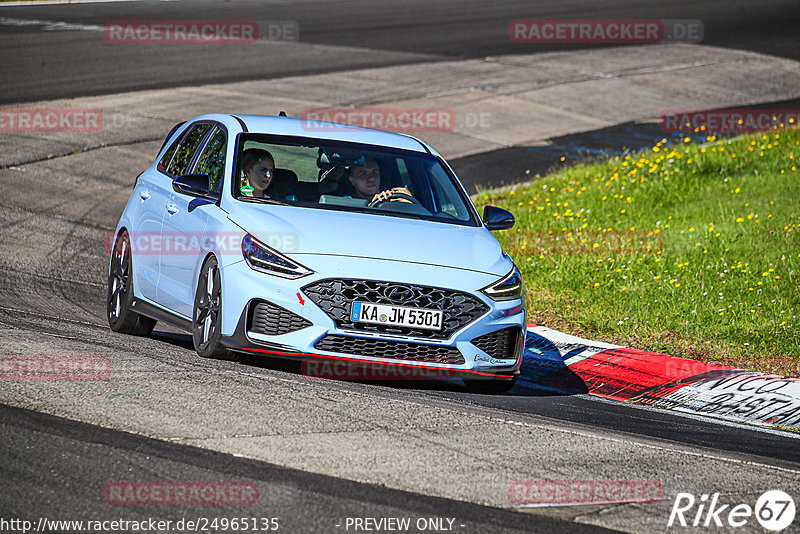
[240,149,275,197]
[240,148,294,200]
[348,158,412,204]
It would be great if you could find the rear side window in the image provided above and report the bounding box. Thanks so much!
[166,123,212,177]
[193,127,226,193]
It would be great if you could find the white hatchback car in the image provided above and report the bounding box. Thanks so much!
[108,113,525,392]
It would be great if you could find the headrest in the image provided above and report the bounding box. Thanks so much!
[272,168,298,183]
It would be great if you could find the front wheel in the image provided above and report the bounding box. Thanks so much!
[192,256,237,361]
[107,230,156,336]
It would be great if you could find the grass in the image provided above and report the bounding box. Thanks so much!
[474,128,800,376]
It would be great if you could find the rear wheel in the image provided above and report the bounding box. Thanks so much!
[107,230,156,336]
[193,256,237,361]
[464,376,517,394]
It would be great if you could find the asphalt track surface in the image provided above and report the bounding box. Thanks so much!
[1,0,800,104]
[2,1,800,531]
[2,404,609,534]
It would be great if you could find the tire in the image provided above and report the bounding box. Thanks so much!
[192,256,237,361]
[107,230,157,336]
[464,376,517,394]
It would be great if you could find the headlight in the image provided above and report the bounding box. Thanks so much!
[481,266,523,301]
[242,234,313,279]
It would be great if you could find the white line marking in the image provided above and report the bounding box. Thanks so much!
[0,0,149,7]
[0,16,102,32]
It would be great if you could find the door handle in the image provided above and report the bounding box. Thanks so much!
[166,203,178,215]
[139,190,151,200]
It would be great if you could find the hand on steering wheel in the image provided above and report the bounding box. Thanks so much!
[368,187,419,207]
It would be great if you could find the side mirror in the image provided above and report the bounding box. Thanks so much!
[173,173,212,198]
[483,205,515,231]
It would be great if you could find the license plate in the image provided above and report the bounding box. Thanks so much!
[351,301,443,331]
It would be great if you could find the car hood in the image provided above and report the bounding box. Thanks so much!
[227,203,510,276]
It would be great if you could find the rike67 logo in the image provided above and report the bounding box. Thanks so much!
[668,490,795,531]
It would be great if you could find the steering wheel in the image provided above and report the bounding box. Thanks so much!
[368,192,421,208]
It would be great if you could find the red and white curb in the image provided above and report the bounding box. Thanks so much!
[523,325,800,431]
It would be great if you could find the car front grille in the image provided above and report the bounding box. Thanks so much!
[471,327,520,360]
[249,300,312,336]
[315,334,465,365]
[302,278,489,339]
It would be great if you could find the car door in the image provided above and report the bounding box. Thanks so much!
[130,128,186,302]
[159,124,224,317]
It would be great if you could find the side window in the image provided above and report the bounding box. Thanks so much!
[166,123,212,177]
[429,164,469,220]
[158,130,184,173]
[193,127,226,193]
[429,177,453,216]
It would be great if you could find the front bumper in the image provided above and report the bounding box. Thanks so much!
[219,257,525,380]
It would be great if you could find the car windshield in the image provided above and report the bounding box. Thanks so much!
[233,134,479,226]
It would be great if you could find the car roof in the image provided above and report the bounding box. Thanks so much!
[231,114,430,153]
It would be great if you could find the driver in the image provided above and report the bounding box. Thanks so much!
[348,158,413,204]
